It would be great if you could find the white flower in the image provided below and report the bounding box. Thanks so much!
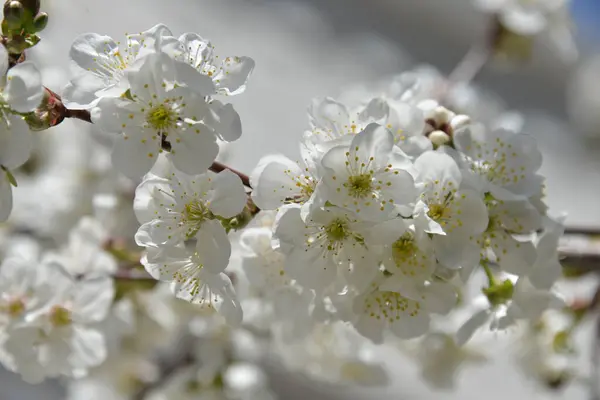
[456,276,562,345]
[352,276,457,343]
[44,216,117,278]
[273,204,374,292]
[92,52,240,178]
[134,168,246,265]
[454,124,543,201]
[250,154,319,210]
[496,277,564,329]
[474,0,577,61]
[476,199,540,276]
[0,257,46,328]
[141,244,242,326]
[164,32,255,96]
[4,261,113,383]
[319,123,416,221]
[528,215,565,290]
[63,24,172,108]
[273,321,388,385]
[413,151,488,269]
[239,227,291,295]
[414,333,487,390]
[0,45,43,221]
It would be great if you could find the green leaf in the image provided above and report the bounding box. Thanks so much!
[2,167,18,187]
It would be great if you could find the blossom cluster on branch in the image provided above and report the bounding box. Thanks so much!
[0,0,593,398]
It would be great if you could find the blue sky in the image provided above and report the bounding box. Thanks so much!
[572,0,600,41]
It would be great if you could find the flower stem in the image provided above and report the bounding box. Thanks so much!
[481,262,496,287]
[447,46,490,88]
[209,160,252,188]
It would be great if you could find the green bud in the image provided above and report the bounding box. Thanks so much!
[1,166,18,187]
[15,0,40,16]
[482,278,514,306]
[31,11,46,32]
[3,1,24,30]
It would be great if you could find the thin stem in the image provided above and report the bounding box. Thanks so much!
[209,160,252,188]
[447,46,490,88]
[64,107,92,123]
[481,262,496,287]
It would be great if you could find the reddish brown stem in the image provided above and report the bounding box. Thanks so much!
[209,160,252,188]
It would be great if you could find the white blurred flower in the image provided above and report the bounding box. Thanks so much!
[4,262,113,383]
[474,0,577,61]
[44,216,117,278]
[0,45,44,221]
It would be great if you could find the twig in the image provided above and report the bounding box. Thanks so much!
[209,160,252,188]
[447,46,490,88]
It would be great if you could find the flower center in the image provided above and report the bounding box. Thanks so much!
[1,298,25,317]
[345,174,372,199]
[182,200,212,238]
[324,218,350,243]
[146,104,176,132]
[427,203,449,221]
[49,305,72,327]
[392,233,416,263]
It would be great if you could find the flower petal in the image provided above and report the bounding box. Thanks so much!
[207,170,247,218]
[111,131,160,179]
[5,63,43,112]
[168,125,219,175]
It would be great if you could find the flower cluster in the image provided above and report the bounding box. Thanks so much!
[0,1,590,396]
[250,73,565,344]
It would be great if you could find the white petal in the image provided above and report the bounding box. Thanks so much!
[69,33,119,73]
[69,326,107,369]
[207,170,246,218]
[111,133,160,179]
[206,272,243,326]
[0,114,32,169]
[308,97,350,136]
[5,63,43,112]
[390,312,430,339]
[195,220,231,274]
[168,125,218,175]
[493,233,536,275]
[423,282,457,315]
[272,205,304,251]
[204,101,242,142]
[250,154,305,210]
[353,314,385,344]
[350,123,394,164]
[72,277,115,323]
[62,72,107,108]
[173,59,216,95]
[455,309,489,346]
[285,246,337,291]
[414,150,461,188]
[213,56,255,96]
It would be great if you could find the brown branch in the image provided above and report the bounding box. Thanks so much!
[209,160,251,188]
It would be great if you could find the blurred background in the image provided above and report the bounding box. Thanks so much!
[2,0,600,399]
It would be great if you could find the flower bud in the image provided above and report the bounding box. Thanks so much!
[31,11,47,32]
[14,0,39,16]
[428,130,451,148]
[3,1,24,30]
[449,114,471,132]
